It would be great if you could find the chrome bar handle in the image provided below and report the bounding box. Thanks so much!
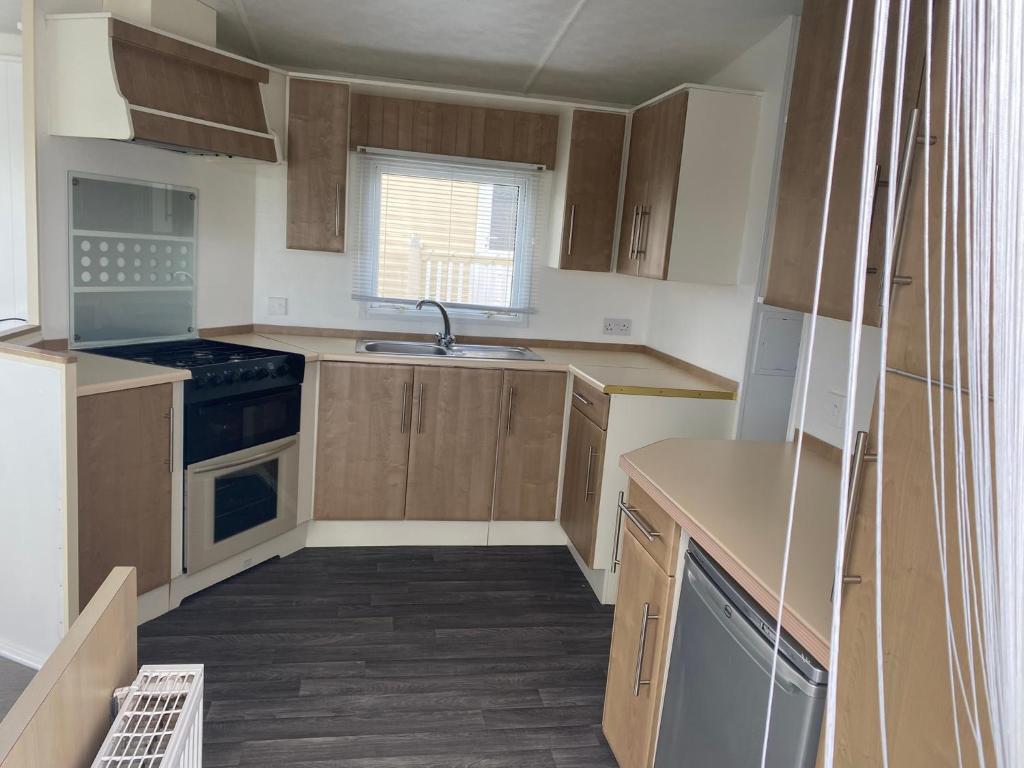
[566,204,576,257]
[612,491,627,573]
[627,204,640,260]
[334,182,342,238]
[881,107,920,305]
[165,406,174,474]
[584,446,597,499]
[633,601,659,696]
[400,382,409,433]
[505,384,515,434]
[635,205,650,260]
[617,496,661,542]
[572,391,593,408]
[417,382,426,433]
[833,430,877,597]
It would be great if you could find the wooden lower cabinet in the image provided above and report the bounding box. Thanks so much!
[560,404,606,565]
[493,370,567,521]
[77,384,172,609]
[315,362,413,520]
[603,529,674,768]
[404,366,503,521]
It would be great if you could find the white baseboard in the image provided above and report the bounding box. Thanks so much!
[0,639,46,670]
[306,520,490,547]
[137,584,171,625]
[170,524,307,607]
[567,540,619,605]
[487,520,567,545]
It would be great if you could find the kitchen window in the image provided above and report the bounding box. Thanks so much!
[351,151,548,320]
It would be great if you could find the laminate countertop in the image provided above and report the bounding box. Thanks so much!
[620,438,842,666]
[214,333,737,400]
[75,352,190,397]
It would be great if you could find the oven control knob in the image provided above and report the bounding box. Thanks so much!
[224,370,239,383]
[241,368,255,381]
[275,364,290,378]
[255,367,269,379]
[205,372,223,386]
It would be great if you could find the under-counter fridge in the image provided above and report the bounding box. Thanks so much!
[654,541,828,767]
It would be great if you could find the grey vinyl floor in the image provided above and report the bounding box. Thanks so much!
[0,656,35,722]
[138,546,619,767]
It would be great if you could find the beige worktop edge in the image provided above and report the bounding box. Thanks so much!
[75,353,191,397]
[618,445,833,667]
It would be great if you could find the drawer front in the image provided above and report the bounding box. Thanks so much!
[571,375,610,430]
[603,530,674,768]
[618,481,682,576]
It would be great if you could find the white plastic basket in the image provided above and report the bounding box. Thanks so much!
[91,665,204,768]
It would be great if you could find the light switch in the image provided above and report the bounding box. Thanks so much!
[267,296,288,316]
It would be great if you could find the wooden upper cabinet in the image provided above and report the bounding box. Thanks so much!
[493,370,567,521]
[405,366,503,521]
[765,0,929,325]
[77,384,172,609]
[287,78,350,253]
[560,404,606,566]
[603,530,673,768]
[616,88,758,283]
[349,93,559,169]
[314,362,413,521]
[558,110,626,272]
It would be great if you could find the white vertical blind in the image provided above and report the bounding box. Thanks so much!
[350,150,549,317]
[0,56,26,322]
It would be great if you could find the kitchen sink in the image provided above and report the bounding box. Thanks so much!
[355,339,543,361]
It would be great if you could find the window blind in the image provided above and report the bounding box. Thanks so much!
[350,150,549,317]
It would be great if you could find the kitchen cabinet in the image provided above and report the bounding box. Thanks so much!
[825,375,989,767]
[603,523,675,768]
[493,370,567,521]
[287,78,350,253]
[615,88,759,283]
[764,0,929,324]
[77,384,172,609]
[314,362,413,521]
[556,110,627,272]
[405,366,503,521]
[560,404,607,565]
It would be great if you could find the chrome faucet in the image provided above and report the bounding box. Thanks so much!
[416,299,456,348]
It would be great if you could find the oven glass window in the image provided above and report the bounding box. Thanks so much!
[214,459,279,542]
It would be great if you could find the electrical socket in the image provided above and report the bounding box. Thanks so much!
[267,296,288,316]
[827,389,847,429]
[603,318,632,336]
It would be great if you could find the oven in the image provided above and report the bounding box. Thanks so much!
[185,435,299,573]
[184,385,301,467]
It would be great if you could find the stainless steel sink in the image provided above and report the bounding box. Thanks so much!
[355,339,543,361]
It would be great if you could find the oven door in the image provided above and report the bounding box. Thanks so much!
[185,386,301,467]
[185,435,299,574]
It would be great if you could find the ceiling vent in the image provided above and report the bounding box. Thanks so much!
[46,13,279,162]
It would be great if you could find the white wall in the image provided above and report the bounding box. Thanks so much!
[0,354,74,667]
[646,17,798,382]
[34,0,258,340]
[788,315,882,449]
[0,49,26,323]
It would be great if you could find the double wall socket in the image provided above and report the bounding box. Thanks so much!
[603,318,632,336]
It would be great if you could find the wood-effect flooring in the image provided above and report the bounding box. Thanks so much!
[138,546,618,767]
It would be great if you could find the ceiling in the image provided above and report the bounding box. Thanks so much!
[206,0,801,106]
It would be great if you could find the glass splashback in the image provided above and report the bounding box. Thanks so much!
[69,173,198,347]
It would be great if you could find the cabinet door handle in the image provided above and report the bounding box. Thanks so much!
[617,495,661,542]
[165,406,174,474]
[881,107,920,305]
[833,430,877,597]
[334,182,342,239]
[505,384,515,434]
[612,491,626,572]
[627,204,640,260]
[635,205,650,262]
[572,391,593,408]
[400,382,409,433]
[633,601,659,696]
[584,445,598,498]
[566,204,576,257]
[416,382,426,433]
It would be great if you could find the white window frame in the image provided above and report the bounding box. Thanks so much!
[353,151,542,323]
